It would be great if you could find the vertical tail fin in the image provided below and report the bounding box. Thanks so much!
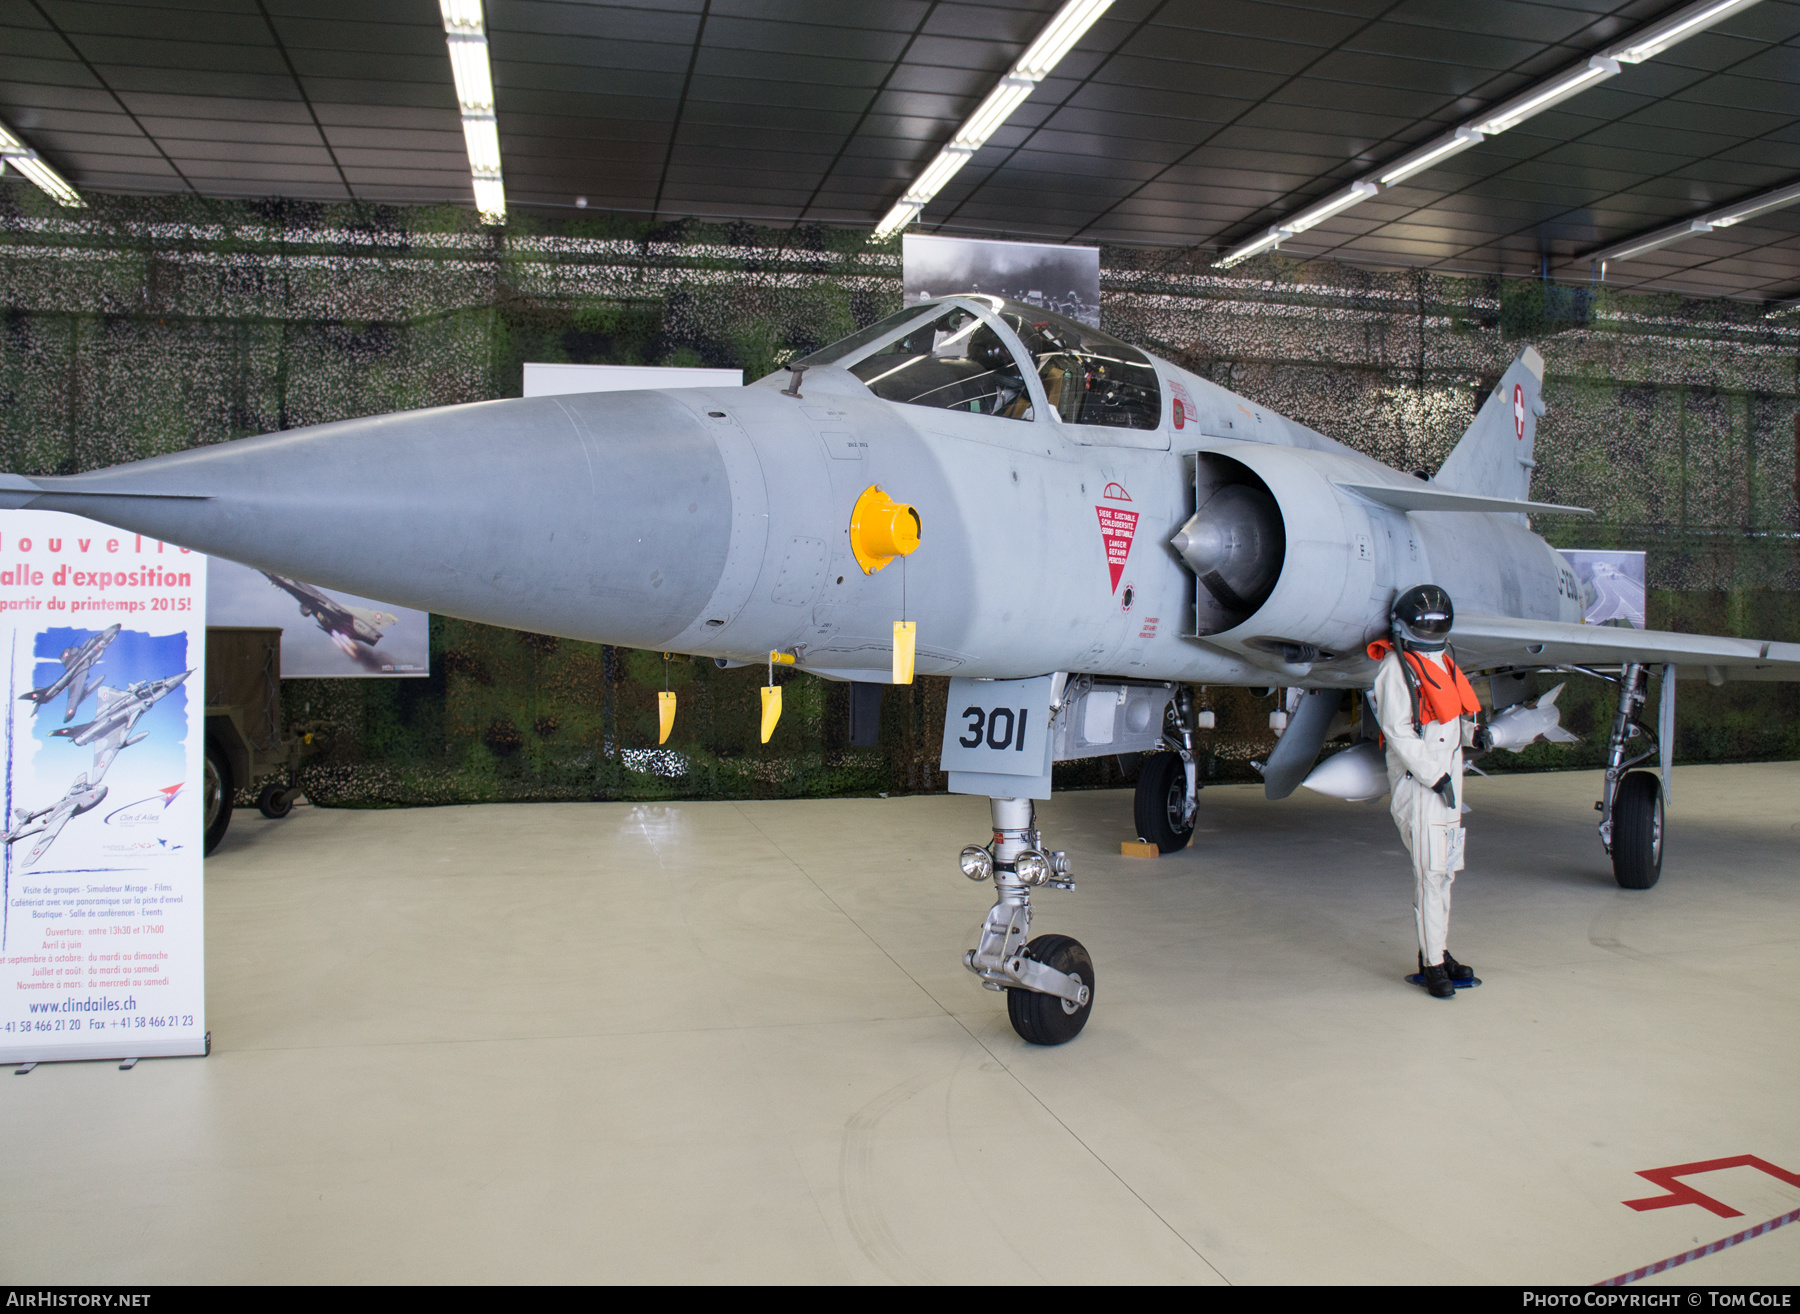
[1436,345,1544,503]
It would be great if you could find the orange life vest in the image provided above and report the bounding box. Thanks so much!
[1366,639,1480,727]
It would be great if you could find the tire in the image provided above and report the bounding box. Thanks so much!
[1133,751,1194,853]
[257,783,294,820]
[1006,934,1094,1046]
[1612,769,1663,890]
[204,739,233,857]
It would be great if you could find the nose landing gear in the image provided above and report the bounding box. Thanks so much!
[962,797,1093,1045]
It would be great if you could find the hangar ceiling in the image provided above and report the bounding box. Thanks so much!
[2,0,1799,302]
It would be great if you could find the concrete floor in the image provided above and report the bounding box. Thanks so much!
[5,763,1800,1284]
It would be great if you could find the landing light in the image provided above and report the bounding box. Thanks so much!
[1013,851,1050,886]
[960,846,994,881]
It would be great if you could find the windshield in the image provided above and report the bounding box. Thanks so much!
[991,302,1161,431]
[842,304,1032,420]
[796,305,942,368]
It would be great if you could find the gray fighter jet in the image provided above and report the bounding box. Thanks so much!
[262,572,398,657]
[3,295,1797,1043]
[5,773,108,868]
[53,671,192,777]
[18,623,120,722]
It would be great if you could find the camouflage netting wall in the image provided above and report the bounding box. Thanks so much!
[1,188,1796,807]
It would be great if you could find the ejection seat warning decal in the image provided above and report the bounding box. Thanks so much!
[940,674,1054,800]
[1096,484,1137,593]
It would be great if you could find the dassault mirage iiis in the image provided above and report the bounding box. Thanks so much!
[4,773,108,868]
[18,622,120,723]
[263,572,398,657]
[4,295,1797,1044]
[54,670,192,777]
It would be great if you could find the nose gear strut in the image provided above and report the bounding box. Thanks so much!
[962,796,1094,1045]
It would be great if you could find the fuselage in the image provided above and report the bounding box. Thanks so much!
[1,296,1576,691]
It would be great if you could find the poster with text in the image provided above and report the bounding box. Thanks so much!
[0,512,207,1063]
[1559,549,1646,629]
[206,556,428,677]
[904,234,1101,327]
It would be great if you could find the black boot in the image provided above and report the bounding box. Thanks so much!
[1421,961,1456,999]
[1421,951,1475,983]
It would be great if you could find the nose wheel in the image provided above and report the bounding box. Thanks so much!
[962,797,1093,1045]
[1005,934,1094,1045]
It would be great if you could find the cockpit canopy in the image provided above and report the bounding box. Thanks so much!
[800,296,1162,431]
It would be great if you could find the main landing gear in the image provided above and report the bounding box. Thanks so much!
[1133,686,1200,853]
[1598,661,1665,890]
[961,797,1093,1045]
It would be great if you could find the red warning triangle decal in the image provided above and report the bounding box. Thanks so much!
[1095,505,1138,592]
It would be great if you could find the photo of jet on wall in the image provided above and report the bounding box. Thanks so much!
[903,234,1101,328]
[1559,549,1647,629]
[206,557,428,677]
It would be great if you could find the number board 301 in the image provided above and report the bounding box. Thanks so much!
[939,675,1055,797]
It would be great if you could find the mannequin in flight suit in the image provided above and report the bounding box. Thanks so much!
[1368,585,1492,999]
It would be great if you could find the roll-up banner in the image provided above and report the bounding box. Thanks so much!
[0,511,207,1064]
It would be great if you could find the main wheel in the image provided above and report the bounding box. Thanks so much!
[203,739,233,857]
[1133,751,1194,853]
[257,783,294,820]
[1006,934,1094,1046]
[1612,769,1663,889]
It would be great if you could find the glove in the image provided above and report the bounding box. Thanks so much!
[1471,725,1494,753]
[1431,774,1457,809]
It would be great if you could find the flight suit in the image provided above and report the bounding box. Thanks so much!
[1372,648,1480,967]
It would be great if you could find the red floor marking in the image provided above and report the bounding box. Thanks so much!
[1598,1206,1800,1286]
[1623,1155,1800,1218]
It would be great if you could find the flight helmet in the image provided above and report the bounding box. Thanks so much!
[967,324,1017,375]
[1392,584,1454,651]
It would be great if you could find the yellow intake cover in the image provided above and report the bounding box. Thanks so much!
[849,485,921,575]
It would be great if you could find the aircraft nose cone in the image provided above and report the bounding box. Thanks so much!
[9,391,738,648]
[1171,482,1284,615]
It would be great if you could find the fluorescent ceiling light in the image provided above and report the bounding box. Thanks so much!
[1610,0,1761,62]
[873,202,923,240]
[0,120,84,208]
[951,78,1037,151]
[904,149,976,206]
[1707,178,1800,226]
[1278,180,1378,235]
[446,34,495,112]
[1589,174,1800,273]
[1597,220,1713,267]
[1378,126,1486,186]
[438,0,504,225]
[1474,56,1619,135]
[1016,0,1113,77]
[439,0,484,28]
[1215,181,1377,267]
[1212,0,1765,266]
[471,175,506,226]
[1213,228,1286,270]
[873,0,1113,239]
[461,115,502,174]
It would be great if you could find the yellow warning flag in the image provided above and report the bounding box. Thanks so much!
[892,620,916,686]
[760,684,783,743]
[657,690,677,745]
